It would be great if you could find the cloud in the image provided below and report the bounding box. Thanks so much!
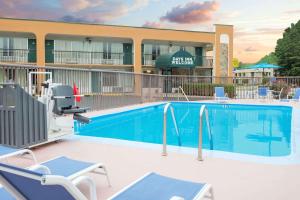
[255,28,284,35]
[244,46,258,52]
[129,0,150,11]
[0,0,138,24]
[60,15,91,23]
[142,21,163,28]
[284,9,300,14]
[1,0,30,8]
[60,0,92,12]
[235,27,284,39]
[160,1,219,24]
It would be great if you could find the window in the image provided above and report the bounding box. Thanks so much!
[3,38,14,56]
[152,45,160,60]
[103,42,112,59]
[4,68,15,81]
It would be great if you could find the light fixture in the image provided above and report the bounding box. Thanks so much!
[85,37,92,43]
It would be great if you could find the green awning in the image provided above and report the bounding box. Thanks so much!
[155,50,196,69]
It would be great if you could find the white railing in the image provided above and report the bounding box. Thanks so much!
[198,105,212,161]
[162,102,180,156]
[178,86,189,101]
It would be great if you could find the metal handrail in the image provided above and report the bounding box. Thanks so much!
[162,102,180,156]
[198,105,212,161]
[178,86,189,101]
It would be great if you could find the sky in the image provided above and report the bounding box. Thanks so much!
[0,0,299,63]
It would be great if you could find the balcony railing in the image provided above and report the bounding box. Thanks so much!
[47,50,133,65]
[0,49,36,63]
[142,54,213,67]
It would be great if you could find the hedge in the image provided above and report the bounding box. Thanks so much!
[182,83,235,98]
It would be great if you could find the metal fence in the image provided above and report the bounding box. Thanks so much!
[1,63,300,111]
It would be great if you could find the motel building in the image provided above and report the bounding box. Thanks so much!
[0,18,233,78]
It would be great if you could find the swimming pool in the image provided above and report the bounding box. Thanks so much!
[75,102,292,157]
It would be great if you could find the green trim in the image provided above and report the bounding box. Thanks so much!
[155,50,195,69]
[195,47,203,66]
[28,39,36,62]
[45,40,54,63]
[123,43,133,65]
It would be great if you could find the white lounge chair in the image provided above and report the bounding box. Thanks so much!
[258,87,268,100]
[280,87,300,102]
[214,87,229,101]
[0,145,37,163]
[109,172,214,200]
[0,145,110,185]
[0,162,98,200]
[29,156,110,185]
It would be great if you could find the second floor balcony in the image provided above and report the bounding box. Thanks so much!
[46,50,133,65]
[0,48,36,63]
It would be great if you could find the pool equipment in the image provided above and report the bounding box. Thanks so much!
[0,72,90,148]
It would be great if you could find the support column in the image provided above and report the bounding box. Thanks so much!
[214,24,233,84]
[133,38,142,96]
[36,33,46,67]
[35,33,46,94]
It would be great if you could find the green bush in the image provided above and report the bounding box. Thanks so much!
[182,83,235,98]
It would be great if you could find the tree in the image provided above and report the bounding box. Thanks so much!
[275,20,300,76]
[232,58,240,68]
[257,52,278,64]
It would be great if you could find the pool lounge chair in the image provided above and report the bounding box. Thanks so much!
[0,146,110,186]
[29,156,110,185]
[258,87,268,99]
[214,87,229,101]
[279,87,300,102]
[0,145,37,163]
[0,162,98,200]
[291,88,300,101]
[109,172,214,200]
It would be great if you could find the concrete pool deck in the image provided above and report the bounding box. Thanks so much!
[7,136,300,200]
[5,100,300,199]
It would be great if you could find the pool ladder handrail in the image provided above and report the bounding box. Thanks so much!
[178,86,189,101]
[162,102,181,156]
[198,105,212,161]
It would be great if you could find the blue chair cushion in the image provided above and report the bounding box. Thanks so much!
[39,156,95,177]
[112,173,205,200]
[0,162,76,200]
[258,87,268,96]
[293,88,300,100]
[0,188,15,200]
[0,146,19,157]
[215,87,225,97]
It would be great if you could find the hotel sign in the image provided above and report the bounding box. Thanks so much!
[171,57,194,65]
[169,50,195,68]
[155,49,196,68]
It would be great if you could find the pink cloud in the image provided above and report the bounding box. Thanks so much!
[244,46,258,52]
[284,9,300,14]
[235,28,284,39]
[0,0,131,24]
[160,1,219,24]
[60,0,91,12]
[142,21,163,28]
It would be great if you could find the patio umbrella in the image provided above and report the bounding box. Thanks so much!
[246,63,283,77]
[246,63,282,70]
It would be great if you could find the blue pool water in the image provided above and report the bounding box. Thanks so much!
[75,103,292,157]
